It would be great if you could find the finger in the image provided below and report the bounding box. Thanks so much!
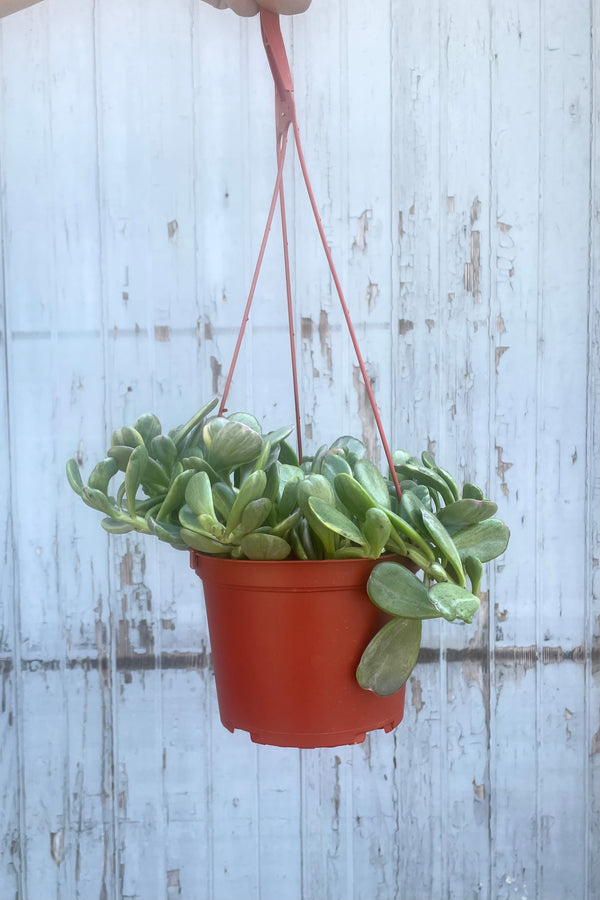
[259,0,312,13]
[200,0,230,9]
[225,0,261,15]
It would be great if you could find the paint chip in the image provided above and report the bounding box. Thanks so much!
[398,318,414,335]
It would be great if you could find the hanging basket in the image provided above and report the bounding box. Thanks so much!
[191,551,407,748]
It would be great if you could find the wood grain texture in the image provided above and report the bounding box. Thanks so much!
[0,0,598,898]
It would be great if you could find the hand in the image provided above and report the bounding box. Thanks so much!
[202,0,311,16]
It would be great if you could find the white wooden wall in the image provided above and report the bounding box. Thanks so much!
[1,1,598,898]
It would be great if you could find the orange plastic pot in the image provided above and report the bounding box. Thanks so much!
[190,552,406,748]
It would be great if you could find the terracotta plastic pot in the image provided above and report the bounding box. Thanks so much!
[190,552,406,748]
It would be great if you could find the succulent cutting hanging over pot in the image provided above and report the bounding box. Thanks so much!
[67,398,510,697]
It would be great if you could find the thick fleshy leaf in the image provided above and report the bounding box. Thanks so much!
[182,456,222,484]
[395,462,455,506]
[81,486,117,516]
[329,435,366,466]
[278,439,300,467]
[225,469,267,535]
[237,498,272,536]
[452,518,510,563]
[185,471,215,518]
[361,508,392,558]
[420,509,466,586]
[436,499,498,530]
[227,411,262,433]
[271,508,301,539]
[462,482,484,501]
[465,555,483,595]
[428,583,480,623]
[265,425,294,447]
[125,445,149,517]
[356,618,422,696]
[333,472,377,520]
[180,528,230,555]
[212,481,236,521]
[367,561,440,619]
[354,459,391,509]
[205,420,263,473]
[307,497,368,547]
[155,469,195,523]
[240,533,291,560]
[168,397,219,448]
[420,451,460,501]
[101,516,135,534]
[66,459,84,496]
[399,491,429,533]
[384,508,434,561]
[88,458,119,495]
[146,517,187,548]
[322,452,353,484]
[134,414,162,448]
[107,445,133,472]
[110,425,144,449]
[278,476,301,519]
[150,434,178,469]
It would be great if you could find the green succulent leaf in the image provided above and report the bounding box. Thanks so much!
[81,486,118,517]
[66,459,84,496]
[465,555,483,595]
[150,434,178,469]
[384,508,434,561]
[125,444,149,517]
[101,516,135,534]
[399,491,429,533]
[462,482,485,501]
[451,518,510,563]
[134,414,162,448]
[420,509,466,586]
[107,445,133,472]
[168,397,219,449]
[307,496,368,548]
[270,508,302,539]
[212,481,236,521]
[111,426,145,450]
[356,617,422,696]
[240,533,291,560]
[428,583,480,623]
[367,561,440,619]
[354,459,391,509]
[146,517,187,548]
[156,469,195,523]
[436,499,498,531]
[205,420,264,473]
[225,469,267,535]
[420,451,460,501]
[182,456,222,483]
[277,439,300,467]
[88,458,119,495]
[180,528,230,555]
[185,471,216,519]
[328,435,366,467]
[333,472,377,520]
[361,507,392,558]
[395,462,455,506]
[227,412,262,433]
[237,498,272,537]
[322,452,353,484]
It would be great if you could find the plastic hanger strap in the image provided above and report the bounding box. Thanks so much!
[220,12,402,501]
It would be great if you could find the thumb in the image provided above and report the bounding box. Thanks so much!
[259,0,312,12]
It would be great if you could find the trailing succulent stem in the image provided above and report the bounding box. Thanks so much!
[67,399,510,698]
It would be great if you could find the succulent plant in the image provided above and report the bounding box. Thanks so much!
[67,398,509,695]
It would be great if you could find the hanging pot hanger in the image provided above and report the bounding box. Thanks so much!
[219,10,403,501]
